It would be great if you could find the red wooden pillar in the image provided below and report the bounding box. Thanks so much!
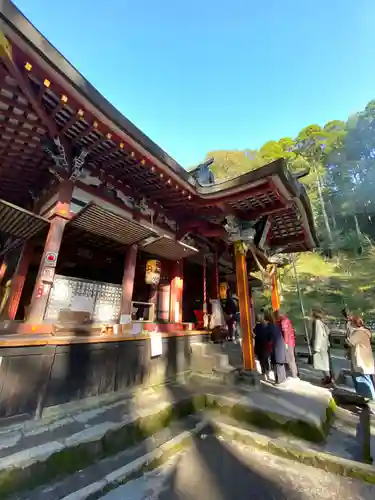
[249,285,255,332]
[0,260,7,286]
[271,268,281,311]
[211,250,219,299]
[27,179,73,323]
[158,283,170,322]
[120,244,138,322]
[203,255,207,324]
[170,260,183,323]
[27,216,68,322]
[6,242,33,320]
[234,242,255,371]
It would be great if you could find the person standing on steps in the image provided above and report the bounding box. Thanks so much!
[345,315,375,405]
[254,310,272,379]
[264,310,287,385]
[311,308,332,385]
[223,290,238,341]
[275,309,299,379]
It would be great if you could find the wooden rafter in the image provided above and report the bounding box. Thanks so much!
[1,56,57,138]
[91,145,120,164]
[71,124,94,144]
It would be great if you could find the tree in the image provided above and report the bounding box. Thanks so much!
[206,150,261,180]
[200,98,375,256]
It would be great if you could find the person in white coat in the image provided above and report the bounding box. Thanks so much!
[345,315,375,403]
[311,308,332,385]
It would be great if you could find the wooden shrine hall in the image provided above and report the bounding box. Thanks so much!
[0,1,318,420]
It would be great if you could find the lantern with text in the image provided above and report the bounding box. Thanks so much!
[145,260,161,285]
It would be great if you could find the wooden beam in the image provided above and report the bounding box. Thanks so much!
[201,180,272,206]
[1,58,58,138]
[59,112,79,135]
[91,145,119,164]
[270,234,305,247]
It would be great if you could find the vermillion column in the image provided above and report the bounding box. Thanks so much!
[120,244,137,322]
[203,255,208,327]
[234,241,255,371]
[271,268,281,311]
[0,260,7,286]
[27,216,68,322]
[158,283,170,322]
[6,242,33,320]
[27,181,73,323]
[211,250,219,299]
[170,260,183,323]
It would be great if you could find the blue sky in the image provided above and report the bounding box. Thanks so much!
[13,0,375,168]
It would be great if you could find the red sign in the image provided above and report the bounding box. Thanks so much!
[45,252,57,267]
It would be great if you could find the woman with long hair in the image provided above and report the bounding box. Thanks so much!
[346,315,375,402]
[311,308,332,385]
[264,309,287,385]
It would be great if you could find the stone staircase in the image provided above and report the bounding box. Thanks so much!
[190,342,245,384]
[0,342,374,499]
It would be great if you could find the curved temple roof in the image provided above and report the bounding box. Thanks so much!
[0,0,318,254]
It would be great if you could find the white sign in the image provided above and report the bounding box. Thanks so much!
[71,296,94,313]
[150,329,163,357]
[41,267,55,283]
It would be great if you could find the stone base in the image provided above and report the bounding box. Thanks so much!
[237,369,262,387]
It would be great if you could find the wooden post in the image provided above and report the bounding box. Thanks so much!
[0,260,7,286]
[203,255,208,326]
[234,241,255,371]
[158,283,170,322]
[27,181,73,323]
[211,250,219,299]
[27,216,68,322]
[170,260,183,323]
[120,244,138,322]
[6,242,33,320]
[271,268,280,311]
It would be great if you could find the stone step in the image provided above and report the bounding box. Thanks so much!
[0,386,208,498]
[21,408,375,500]
[212,415,375,485]
[190,343,236,376]
[0,377,336,498]
[11,416,206,500]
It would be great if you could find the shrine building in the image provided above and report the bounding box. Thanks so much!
[0,1,318,421]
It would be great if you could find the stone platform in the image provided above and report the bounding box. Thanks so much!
[104,432,375,500]
[0,377,335,499]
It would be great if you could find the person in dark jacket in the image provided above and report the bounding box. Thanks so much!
[264,310,287,385]
[254,310,271,378]
[224,291,238,341]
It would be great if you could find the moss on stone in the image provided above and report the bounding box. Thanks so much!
[0,393,341,498]
[0,398,199,498]
[218,426,375,485]
[211,398,329,444]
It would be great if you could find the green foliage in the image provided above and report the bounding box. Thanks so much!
[202,100,375,319]
[252,249,375,332]
[205,98,375,256]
